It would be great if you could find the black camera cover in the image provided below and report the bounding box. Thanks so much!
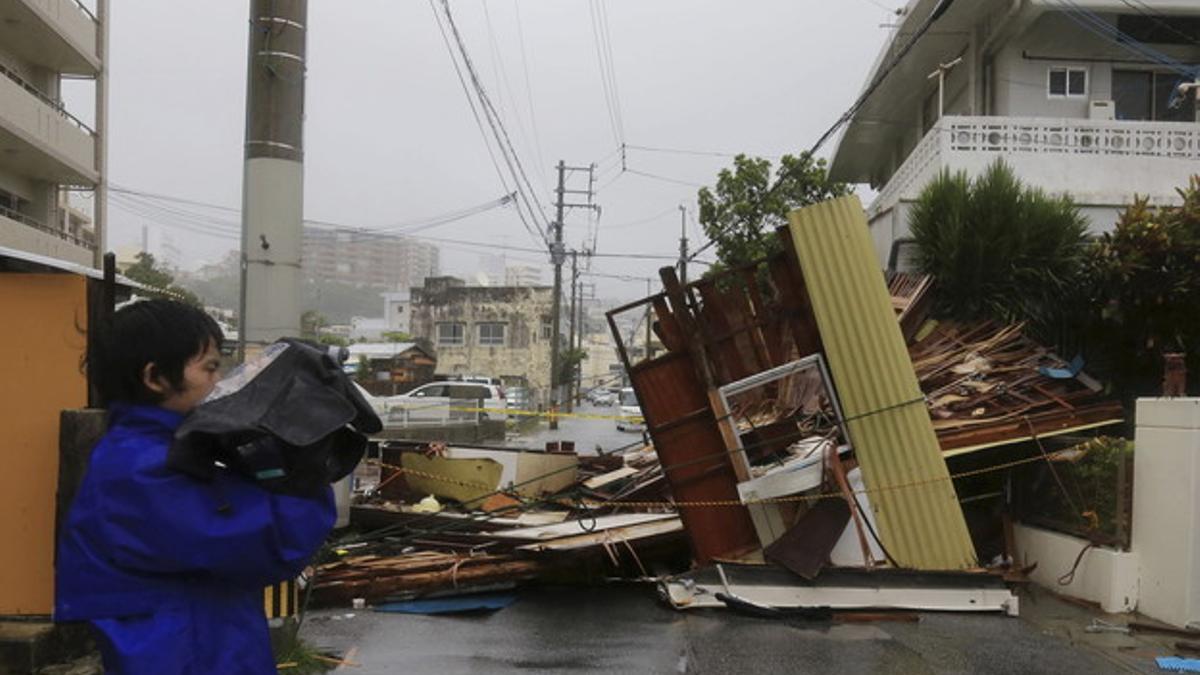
[169,338,383,497]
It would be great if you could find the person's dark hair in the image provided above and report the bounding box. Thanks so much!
[89,299,224,406]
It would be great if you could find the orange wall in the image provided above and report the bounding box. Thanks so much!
[0,274,88,614]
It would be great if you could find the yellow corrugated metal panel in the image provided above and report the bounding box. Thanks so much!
[787,195,976,570]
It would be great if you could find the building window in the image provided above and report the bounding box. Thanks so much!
[1048,67,1087,98]
[478,322,506,346]
[540,317,553,340]
[437,322,464,345]
[1113,69,1195,123]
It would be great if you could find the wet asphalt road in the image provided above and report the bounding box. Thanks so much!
[300,585,1128,674]
[320,405,1130,673]
[503,402,647,456]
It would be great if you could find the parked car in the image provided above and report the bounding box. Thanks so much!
[506,385,532,411]
[387,381,507,425]
[588,389,616,407]
[615,387,644,431]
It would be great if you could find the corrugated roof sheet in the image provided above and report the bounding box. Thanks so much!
[786,195,976,570]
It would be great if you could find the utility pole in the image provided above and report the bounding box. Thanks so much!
[678,205,688,287]
[645,278,653,360]
[548,161,599,428]
[567,249,578,413]
[238,0,308,362]
[549,161,566,429]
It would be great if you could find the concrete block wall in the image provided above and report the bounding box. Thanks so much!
[1133,398,1200,628]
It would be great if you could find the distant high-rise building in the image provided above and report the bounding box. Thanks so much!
[302,226,439,289]
[0,2,107,267]
[504,264,542,287]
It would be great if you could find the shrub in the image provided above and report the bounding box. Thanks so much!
[909,159,1088,333]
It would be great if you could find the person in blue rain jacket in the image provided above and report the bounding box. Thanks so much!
[56,299,335,674]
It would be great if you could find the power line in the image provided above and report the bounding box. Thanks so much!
[588,0,624,148]
[1119,0,1200,46]
[625,143,783,160]
[625,168,706,188]
[513,0,548,177]
[431,0,551,248]
[1051,0,1194,76]
[605,205,678,230]
[427,0,532,242]
[808,0,958,156]
[111,185,685,265]
[596,0,625,143]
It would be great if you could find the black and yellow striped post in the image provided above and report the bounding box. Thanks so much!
[263,578,298,620]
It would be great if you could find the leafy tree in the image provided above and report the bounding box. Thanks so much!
[381,331,412,343]
[909,160,1087,331]
[123,252,201,306]
[558,347,587,387]
[1084,178,1200,397]
[300,310,328,340]
[317,334,349,347]
[698,152,849,270]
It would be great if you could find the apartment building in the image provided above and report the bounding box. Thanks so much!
[0,0,106,267]
[409,276,556,401]
[302,225,439,290]
[829,0,1200,266]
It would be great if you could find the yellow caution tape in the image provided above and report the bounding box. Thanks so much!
[381,402,644,424]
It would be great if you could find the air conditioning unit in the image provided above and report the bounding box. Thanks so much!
[1089,99,1115,120]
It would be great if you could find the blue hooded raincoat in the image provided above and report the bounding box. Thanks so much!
[56,403,336,674]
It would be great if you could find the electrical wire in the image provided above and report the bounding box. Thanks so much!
[625,144,782,160]
[808,0,958,156]
[431,0,550,248]
[596,0,625,143]
[1120,0,1200,46]
[1050,0,1195,77]
[513,0,548,178]
[588,0,625,147]
[625,168,706,189]
[428,0,530,242]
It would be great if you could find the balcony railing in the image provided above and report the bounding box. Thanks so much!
[0,203,95,250]
[872,115,1200,215]
[0,60,94,136]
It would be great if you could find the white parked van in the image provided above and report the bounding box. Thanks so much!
[615,387,645,432]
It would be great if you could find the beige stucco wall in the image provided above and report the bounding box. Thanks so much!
[411,280,555,400]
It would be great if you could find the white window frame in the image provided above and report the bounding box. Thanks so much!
[477,322,506,346]
[437,322,464,346]
[1047,66,1087,99]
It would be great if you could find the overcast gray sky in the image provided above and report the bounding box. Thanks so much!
[86,0,894,300]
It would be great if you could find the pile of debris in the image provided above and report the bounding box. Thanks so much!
[310,439,680,607]
[312,195,1126,620]
[600,195,1122,617]
[909,319,1123,454]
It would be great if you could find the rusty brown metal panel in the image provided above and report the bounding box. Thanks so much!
[630,352,759,563]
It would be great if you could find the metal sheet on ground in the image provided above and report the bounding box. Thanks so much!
[764,498,851,580]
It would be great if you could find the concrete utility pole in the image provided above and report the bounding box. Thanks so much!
[567,250,578,413]
[645,278,653,360]
[238,0,307,362]
[678,205,688,287]
[93,0,109,269]
[548,161,598,427]
[549,161,566,428]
